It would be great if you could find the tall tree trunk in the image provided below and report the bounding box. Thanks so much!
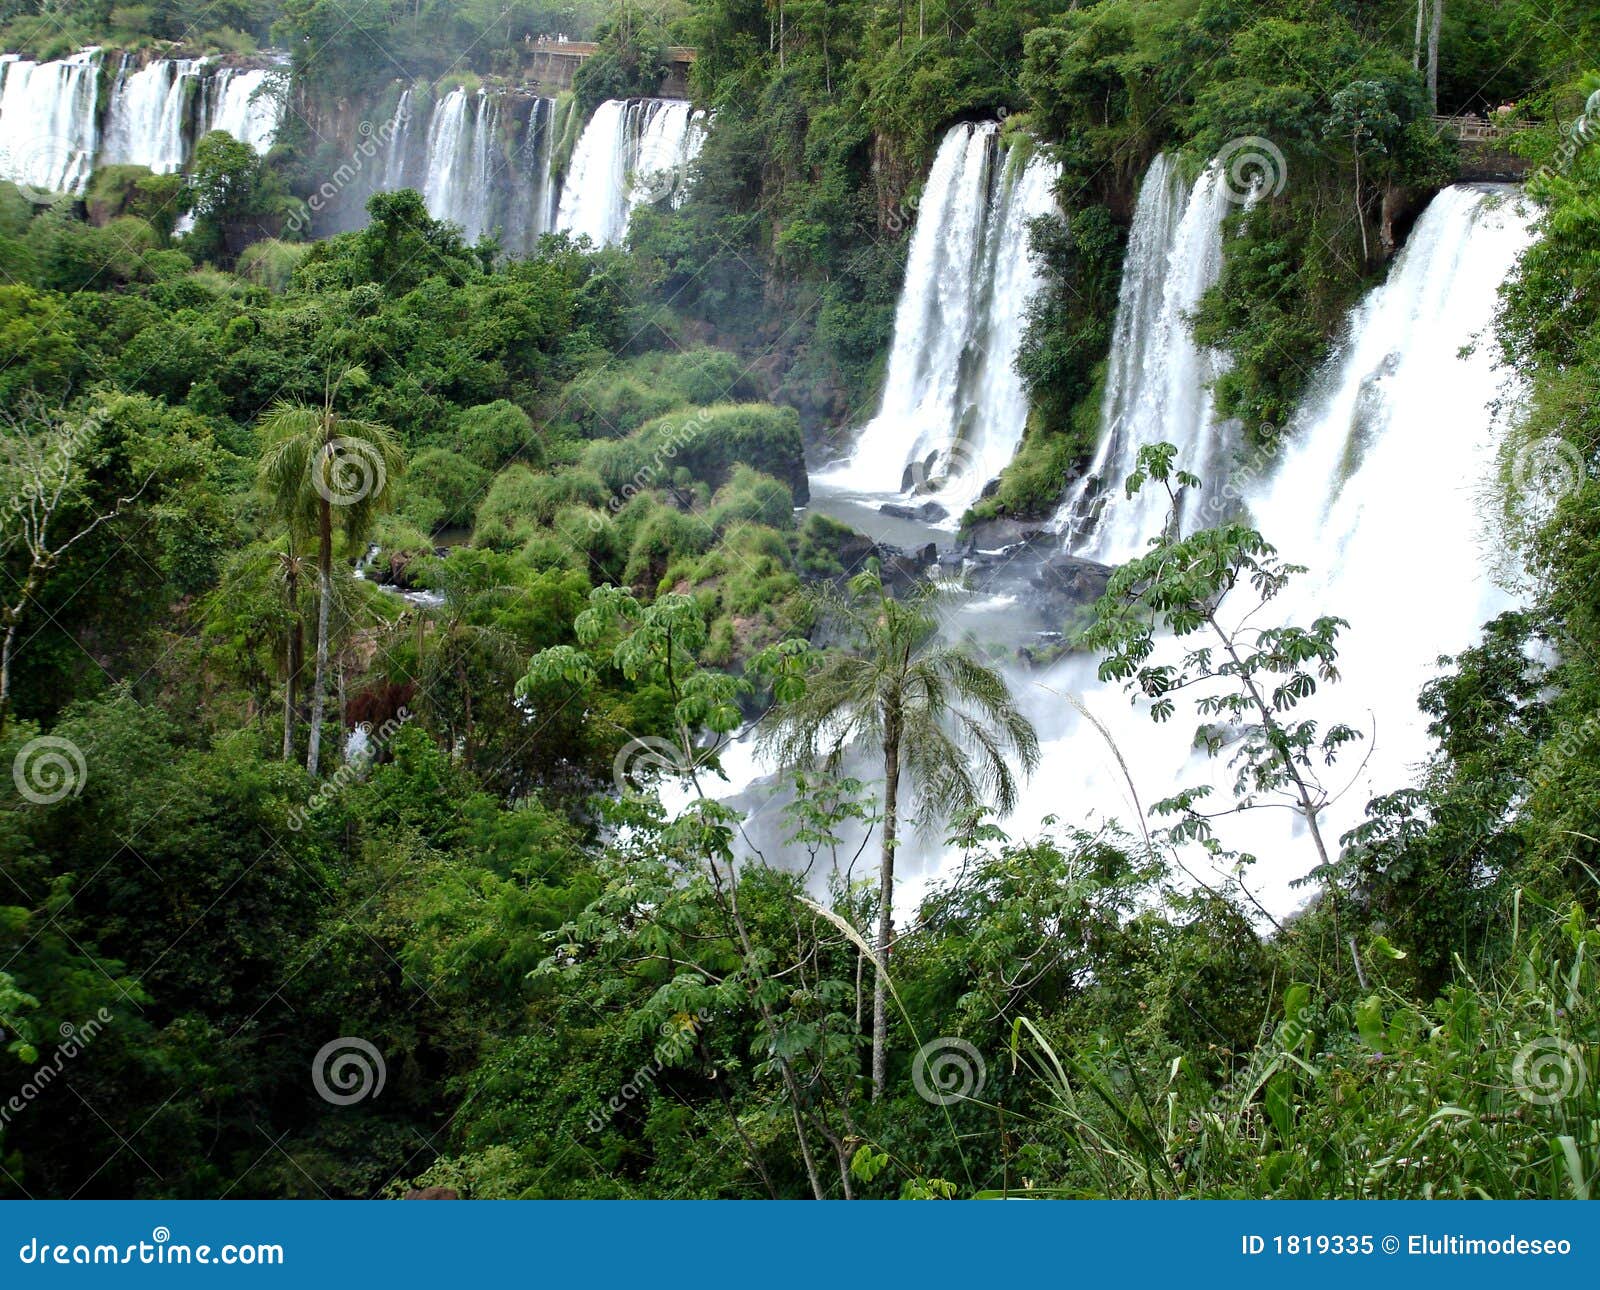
[282,561,300,761]
[0,578,39,736]
[1413,0,1425,69]
[0,618,17,737]
[307,497,333,778]
[1353,147,1368,265]
[1426,0,1443,115]
[872,725,901,1100]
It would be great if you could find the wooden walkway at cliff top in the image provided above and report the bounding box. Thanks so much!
[523,39,697,98]
[1431,113,1532,180]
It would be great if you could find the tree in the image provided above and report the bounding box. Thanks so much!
[762,570,1039,1099]
[0,403,149,733]
[256,367,403,777]
[276,539,310,762]
[1325,81,1403,264]
[1426,0,1444,114]
[1082,442,1361,897]
[521,587,849,1197]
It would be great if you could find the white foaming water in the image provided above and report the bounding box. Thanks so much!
[421,88,500,242]
[707,183,1533,922]
[556,98,708,247]
[996,183,1534,917]
[103,56,208,172]
[0,51,284,196]
[368,85,557,252]
[0,48,102,194]
[1054,155,1235,559]
[204,67,281,154]
[811,123,1060,526]
[381,89,418,189]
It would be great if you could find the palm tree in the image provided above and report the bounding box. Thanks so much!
[763,570,1040,1099]
[256,367,403,777]
[275,539,310,762]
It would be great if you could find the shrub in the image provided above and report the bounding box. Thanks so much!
[707,465,794,532]
[405,448,489,531]
[455,400,541,470]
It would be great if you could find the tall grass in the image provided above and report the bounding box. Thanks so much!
[1003,891,1598,1198]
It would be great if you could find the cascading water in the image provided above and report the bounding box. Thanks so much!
[503,94,559,253]
[367,85,555,253]
[102,56,208,172]
[0,48,102,194]
[0,50,284,197]
[421,88,501,242]
[630,99,706,210]
[706,181,1533,923]
[810,122,1061,525]
[203,66,281,154]
[381,89,419,190]
[1054,154,1236,559]
[990,182,1534,917]
[556,98,709,247]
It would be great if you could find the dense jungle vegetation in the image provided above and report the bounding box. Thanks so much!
[1,0,1599,1199]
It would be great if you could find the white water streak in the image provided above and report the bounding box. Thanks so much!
[814,122,1060,525]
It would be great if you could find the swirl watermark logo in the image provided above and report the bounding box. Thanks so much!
[1216,136,1288,204]
[311,1036,386,1106]
[151,1226,171,1244]
[1511,435,1586,504]
[313,437,388,507]
[12,736,87,805]
[912,1037,986,1106]
[612,735,694,793]
[0,135,85,206]
[1511,1036,1586,1106]
[906,436,982,495]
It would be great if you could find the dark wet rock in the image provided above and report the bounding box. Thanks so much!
[960,516,1054,552]
[879,541,943,590]
[1034,554,1115,603]
[899,451,939,493]
[880,500,948,523]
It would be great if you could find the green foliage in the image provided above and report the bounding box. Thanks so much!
[1083,443,1360,877]
[403,447,489,530]
[4,0,1600,1206]
[453,399,541,470]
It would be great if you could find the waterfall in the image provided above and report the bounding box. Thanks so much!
[631,99,706,210]
[555,98,709,247]
[1055,154,1235,559]
[0,50,283,195]
[203,66,281,154]
[381,89,419,190]
[811,122,1060,525]
[708,183,1532,922]
[421,88,505,244]
[102,56,208,173]
[359,84,557,253]
[998,183,1534,916]
[0,48,102,195]
[502,94,559,253]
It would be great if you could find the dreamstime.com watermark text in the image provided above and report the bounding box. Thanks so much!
[18,1227,284,1267]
